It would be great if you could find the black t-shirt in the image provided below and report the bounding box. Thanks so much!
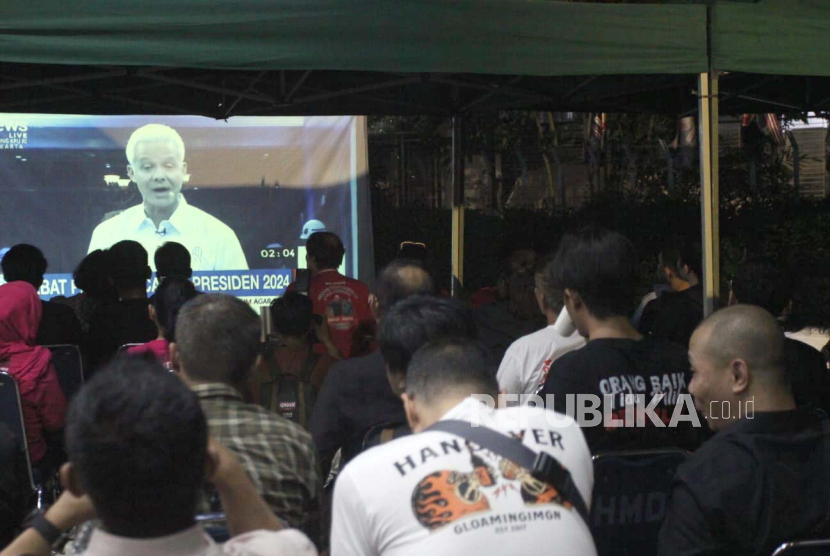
[658,410,830,556]
[309,351,407,477]
[540,337,705,454]
[36,300,83,348]
[785,338,830,414]
[639,284,704,348]
[86,298,156,374]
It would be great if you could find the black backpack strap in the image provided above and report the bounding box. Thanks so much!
[426,420,591,526]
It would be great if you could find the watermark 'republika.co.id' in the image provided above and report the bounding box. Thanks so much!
[469,394,755,429]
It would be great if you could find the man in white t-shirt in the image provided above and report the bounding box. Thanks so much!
[497,256,585,396]
[87,124,248,271]
[331,339,596,556]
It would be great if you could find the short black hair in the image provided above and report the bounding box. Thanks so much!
[406,339,498,403]
[1,244,47,288]
[376,259,436,314]
[306,232,345,270]
[175,294,261,385]
[270,291,313,338]
[73,249,114,297]
[65,355,207,534]
[731,259,792,317]
[679,239,703,279]
[108,240,151,290]
[153,276,199,342]
[155,242,192,279]
[550,226,638,319]
[378,295,478,376]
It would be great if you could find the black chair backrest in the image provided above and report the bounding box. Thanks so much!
[45,345,84,401]
[591,449,689,556]
[0,371,36,492]
[773,540,830,556]
[362,421,412,452]
[117,343,142,355]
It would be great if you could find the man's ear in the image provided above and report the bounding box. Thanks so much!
[127,165,135,182]
[663,266,674,282]
[730,359,750,394]
[143,265,152,281]
[169,342,181,372]
[61,463,85,498]
[181,161,188,177]
[148,303,157,323]
[401,393,420,432]
[204,442,219,482]
[563,288,583,312]
[386,367,405,397]
[369,293,381,323]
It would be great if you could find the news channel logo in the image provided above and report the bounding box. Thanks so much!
[0,117,29,150]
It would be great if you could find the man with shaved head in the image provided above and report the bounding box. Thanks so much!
[659,305,830,556]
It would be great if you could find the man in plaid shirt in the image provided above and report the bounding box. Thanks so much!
[173,294,321,532]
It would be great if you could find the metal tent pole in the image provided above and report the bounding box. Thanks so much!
[698,70,720,316]
[451,115,465,297]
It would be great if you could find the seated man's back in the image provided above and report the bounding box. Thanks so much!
[542,337,701,453]
[175,293,321,530]
[660,409,830,556]
[332,340,596,556]
[86,298,156,372]
[36,299,83,348]
[195,382,321,528]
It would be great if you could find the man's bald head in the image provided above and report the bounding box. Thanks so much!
[376,260,435,315]
[695,304,786,385]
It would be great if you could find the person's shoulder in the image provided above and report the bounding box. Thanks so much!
[677,431,757,489]
[180,203,236,235]
[223,528,318,556]
[340,431,424,476]
[91,204,142,234]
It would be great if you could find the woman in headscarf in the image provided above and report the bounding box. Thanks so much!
[0,281,66,468]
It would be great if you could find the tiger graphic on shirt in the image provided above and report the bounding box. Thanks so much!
[411,446,573,531]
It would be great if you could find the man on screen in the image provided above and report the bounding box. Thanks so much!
[87,123,249,271]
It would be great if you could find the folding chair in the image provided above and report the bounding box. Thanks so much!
[772,540,830,556]
[45,344,84,401]
[591,449,690,556]
[0,371,44,509]
[117,343,143,355]
[196,512,229,543]
[362,421,411,452]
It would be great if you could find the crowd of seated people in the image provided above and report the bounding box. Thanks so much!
[1,227,830,556]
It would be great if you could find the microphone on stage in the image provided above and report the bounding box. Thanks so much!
[155,228,167,237]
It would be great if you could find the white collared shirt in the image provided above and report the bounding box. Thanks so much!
[331,398,595,556]
[87,195,249,271]
[82,525,316,556]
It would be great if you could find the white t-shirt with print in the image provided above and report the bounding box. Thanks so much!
[331,398,596,556]
[497,325,586,395]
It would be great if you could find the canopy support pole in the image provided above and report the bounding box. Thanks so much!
[451,114,465,297]
[698,70,720,316]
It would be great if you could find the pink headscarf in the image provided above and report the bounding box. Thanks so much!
[0,281,52,396]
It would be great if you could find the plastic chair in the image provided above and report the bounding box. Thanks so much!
[772,540,830,556]
[45,344,84,401]
[361,421,411,452]
[591,449,690,556]
[0,371,43,509]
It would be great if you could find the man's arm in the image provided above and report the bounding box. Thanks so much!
[208,439,284,536]
[330,469,376,556]
[0,490,95,556]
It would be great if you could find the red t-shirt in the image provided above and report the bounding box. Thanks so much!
[308,269,375,359]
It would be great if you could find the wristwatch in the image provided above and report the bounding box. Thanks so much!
[30,512,64,546]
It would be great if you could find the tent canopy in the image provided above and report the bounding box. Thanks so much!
[1,1,828,117]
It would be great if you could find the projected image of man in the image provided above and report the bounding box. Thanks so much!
[87,124,249,271]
